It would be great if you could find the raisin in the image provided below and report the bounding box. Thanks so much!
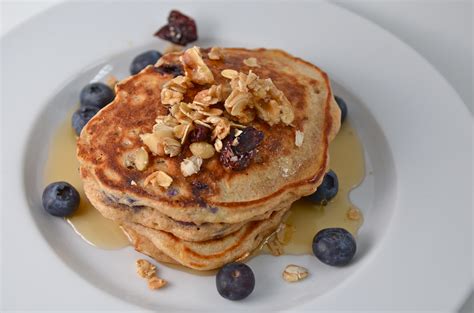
[233,127,264,155]
[154,63,184,77]
[188,125,211,143]
[154,10,198,45]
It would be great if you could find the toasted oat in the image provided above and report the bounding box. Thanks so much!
[282,264,309,282]
[221,69,238,79]
[295,130,304,147]
[211,117,231,140]
[267,237,284,256]
[124,147,149,171]
[148,276,167,290]
[164,43,185,54]
[161,75,194,106]
[214,138,223,152]
[208,47,223,60]
[106,75,118,89]
[189,142,215,159]
[180,46,214,85]
[163,137,182,157]
[347,207,362,221]
[243,57,259,67]
[136,259,156,279]
[180,156,203,177]
[144,170,173,189]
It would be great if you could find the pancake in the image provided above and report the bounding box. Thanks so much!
[121,206,289,270]
[83,175,283,242]
[77,47,341,226]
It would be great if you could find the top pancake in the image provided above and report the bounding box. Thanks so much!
[77,48,340,224]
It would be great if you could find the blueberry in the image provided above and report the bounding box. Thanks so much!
[216,263,255,301]
[130,50,162,75]
[306,170,338,204]
[42,182,80,217]
[335,96,347,123]
[71,106,99,136]
[80,82,115,109]
[312,228,356,266]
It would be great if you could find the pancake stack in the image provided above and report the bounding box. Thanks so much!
[77,47,340,270]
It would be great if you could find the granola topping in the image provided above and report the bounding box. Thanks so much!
[139,46,296,177]
[144,170,173,189]
[282,264,309,282]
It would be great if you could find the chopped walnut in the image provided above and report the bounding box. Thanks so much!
[180,156,203,177]
[243,57,259,67]
[144,170,173,189]
[180,46,214,85]
[189,142,215,159]
[136,259,156,279]
[282,264,309,282]
[208,47,223,60]
[148,276,167,290]
[295,130,304,147]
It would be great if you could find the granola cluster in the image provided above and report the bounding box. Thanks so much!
[137,46,296,184]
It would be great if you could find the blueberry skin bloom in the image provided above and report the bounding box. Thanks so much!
[79,82,115,109]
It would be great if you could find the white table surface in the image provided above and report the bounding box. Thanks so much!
[1,0,472,311]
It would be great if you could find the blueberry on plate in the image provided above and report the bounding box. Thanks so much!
[312,228,356,266]
[216,262,255,301]
[306,170,338,204]
[42,182,80,217]
[130,50,162,75]
[334,96,347,124]
[80,82,115,109]
[71,106,99,136]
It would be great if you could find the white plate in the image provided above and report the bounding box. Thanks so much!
[1,1,471,311]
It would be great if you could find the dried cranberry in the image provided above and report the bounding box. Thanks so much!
[154,63,184,77]
[219,127,264,171]
[154,10,198,45]
[188,125,211,143]
[233,127,264,155]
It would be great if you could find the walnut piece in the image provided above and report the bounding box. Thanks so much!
[180,156,203,177]
[282,264,309,282]
[180,46,214,85]
[136,259,156,279]
[189,142,215,159]
[148,276,167,290]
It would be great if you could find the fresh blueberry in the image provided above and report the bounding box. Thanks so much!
[335,96,347,123]
[130,50,162,75]
[71,106,99,136]
[42,182,80,217]
[216,263,255,301]
[80,82,115,109]
[306,170,338,204]
[312,228,356,266]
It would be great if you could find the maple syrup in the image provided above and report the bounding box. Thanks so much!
[44,109,129,249]
[44,109,364,259]
[263,120,365,255]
